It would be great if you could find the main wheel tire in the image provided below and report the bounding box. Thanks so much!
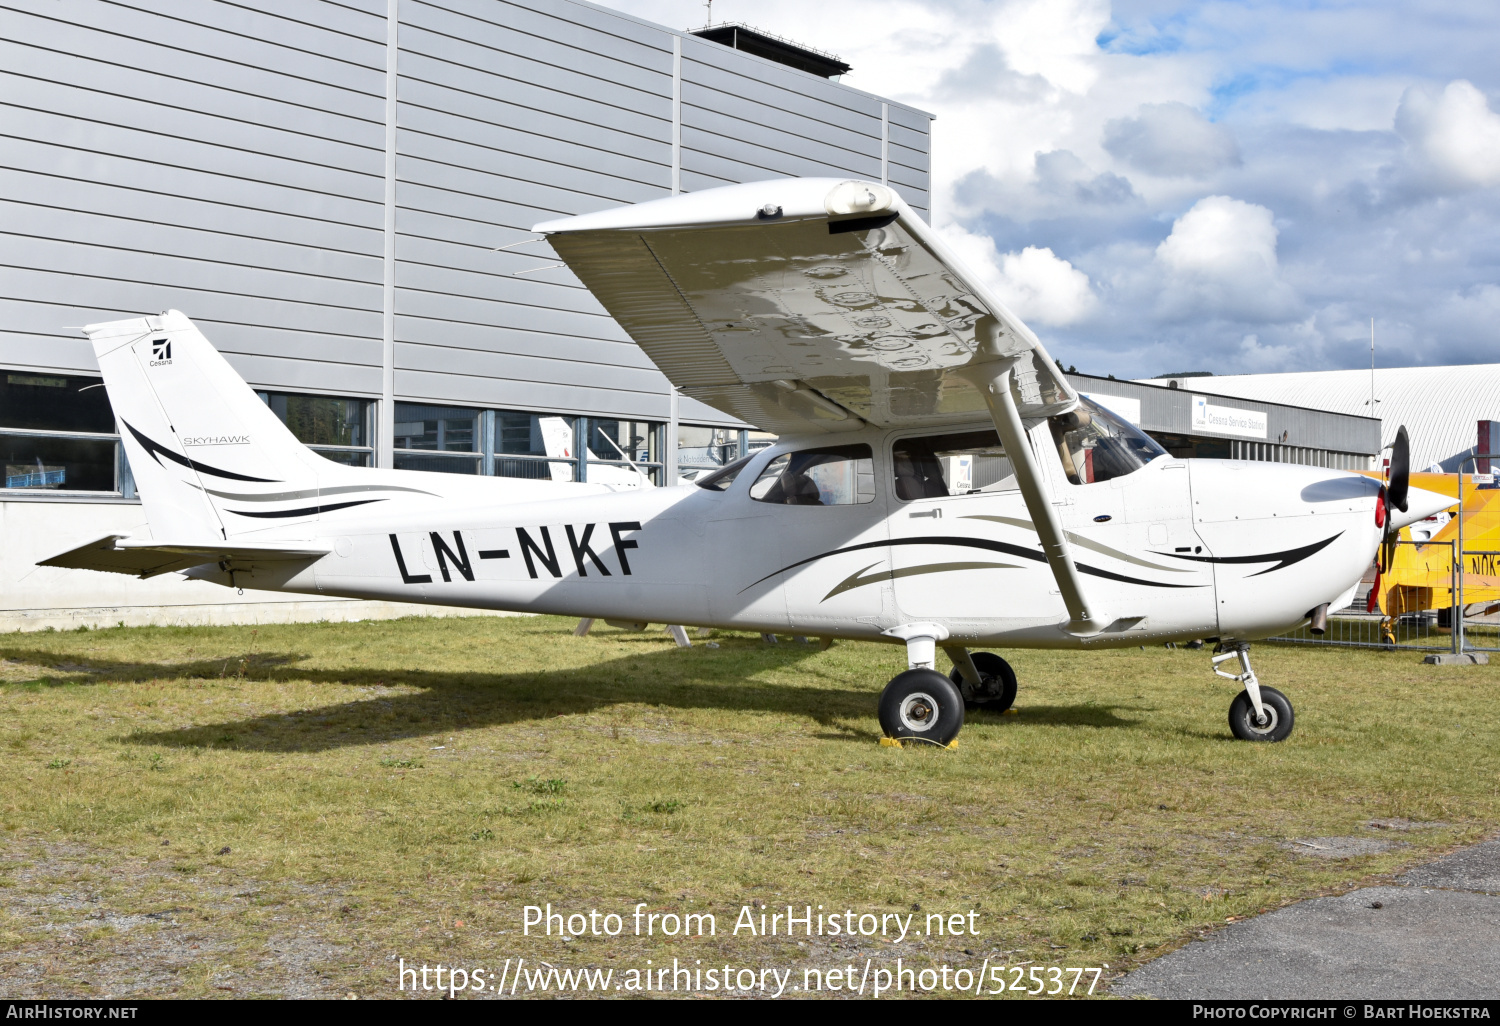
[1228,686,1294,742]
[879,669,965,747]
[949,652,1018,712]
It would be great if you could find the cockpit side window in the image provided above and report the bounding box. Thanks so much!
[1048,397,1167,485]
[891,430,1018,500]
[748,444,875,506]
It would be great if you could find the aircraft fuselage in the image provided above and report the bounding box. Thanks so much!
[200,421,1385,648]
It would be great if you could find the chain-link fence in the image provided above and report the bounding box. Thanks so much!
[1270,539,1459,652]
[1262,469,1500,653]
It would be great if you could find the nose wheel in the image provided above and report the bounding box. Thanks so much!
[1214,643,1295,742]
[1228,685,1294,741]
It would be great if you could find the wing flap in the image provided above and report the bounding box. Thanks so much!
[540,178,1078,434]
[40,535,329,579]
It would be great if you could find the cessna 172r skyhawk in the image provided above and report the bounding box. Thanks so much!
[43,178,1450,747]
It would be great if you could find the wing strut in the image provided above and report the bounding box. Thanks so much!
[961,317,1095,635]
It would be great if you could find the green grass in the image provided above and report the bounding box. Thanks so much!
[0,614,1497,999]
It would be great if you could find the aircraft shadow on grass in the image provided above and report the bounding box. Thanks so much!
[0,640,1142,753]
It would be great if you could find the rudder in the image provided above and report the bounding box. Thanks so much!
[86,311,343,541]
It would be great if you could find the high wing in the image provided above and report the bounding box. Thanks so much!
[535,178,1078,435]
[40,535,329,579]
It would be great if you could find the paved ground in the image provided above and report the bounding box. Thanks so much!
[1113,839,1500,999]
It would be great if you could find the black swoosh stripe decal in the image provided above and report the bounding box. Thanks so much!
[1152,532,1342,577]
[743,536,1204,593]
[123,421,278,484]
[226,499,384,519]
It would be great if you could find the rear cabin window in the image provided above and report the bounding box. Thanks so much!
[892,430,1017,500]
[748,445,875,506]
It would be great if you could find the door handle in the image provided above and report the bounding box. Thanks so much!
[909,509,943,519]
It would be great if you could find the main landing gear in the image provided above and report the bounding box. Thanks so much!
[878,669,965,747]
[946,649,1018,712]
[1213,642,1294,742]
[875,624,1018,747]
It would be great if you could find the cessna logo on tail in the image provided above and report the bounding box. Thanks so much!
[149,338,172,366]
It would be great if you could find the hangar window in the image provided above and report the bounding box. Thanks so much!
[492,412,665,484]
[677,427,777,485]
[749,444,875,505]
[586,418,664,485]
[393,402,483,475]
[892,429,1017,500]
[494,411,579,482]
[0,371,132,496]
[258,392,374,467]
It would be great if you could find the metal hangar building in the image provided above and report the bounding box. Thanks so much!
[0,0,932,629]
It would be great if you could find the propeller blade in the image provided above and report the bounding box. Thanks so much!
[1389,425,1410,513]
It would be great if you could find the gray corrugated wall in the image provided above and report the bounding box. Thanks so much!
[0,0,389,394]
[0,0,932,433]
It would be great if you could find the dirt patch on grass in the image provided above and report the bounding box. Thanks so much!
[1282,837,1399,858]
[0,838,356,998]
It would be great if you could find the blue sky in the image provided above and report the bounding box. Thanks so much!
[605,0,1500,378]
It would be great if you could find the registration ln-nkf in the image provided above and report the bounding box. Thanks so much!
[42,178,1450,747]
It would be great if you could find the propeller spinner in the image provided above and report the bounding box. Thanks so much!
[1389,425,1410,514]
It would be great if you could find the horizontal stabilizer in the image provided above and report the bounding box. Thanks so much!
[39,535,329,579]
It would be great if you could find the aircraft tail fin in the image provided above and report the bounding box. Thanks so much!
[85,311,351,541]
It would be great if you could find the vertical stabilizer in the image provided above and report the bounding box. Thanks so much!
[85,311,344,541]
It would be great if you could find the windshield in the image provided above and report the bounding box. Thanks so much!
[1048,397,1167,485]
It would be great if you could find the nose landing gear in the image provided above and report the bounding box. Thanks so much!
[1214,642,1295,742]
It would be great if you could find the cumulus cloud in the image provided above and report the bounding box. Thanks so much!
[1153,196,1300,322]
[1424,284,1500,362]
[1034,150,1137,204]
[996,246,1099,325]
[1235,333,1298,373]
[600,0,1500,377]
[1394,79,1500,190]
[1103,102,1242,178]
[941,219,1098,326]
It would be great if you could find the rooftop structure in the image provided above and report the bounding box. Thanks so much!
[691,23,851,79]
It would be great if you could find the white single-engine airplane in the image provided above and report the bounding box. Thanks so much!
[44,178,1449,746]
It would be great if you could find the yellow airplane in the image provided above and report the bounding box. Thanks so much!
[1364,471,1500,627]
